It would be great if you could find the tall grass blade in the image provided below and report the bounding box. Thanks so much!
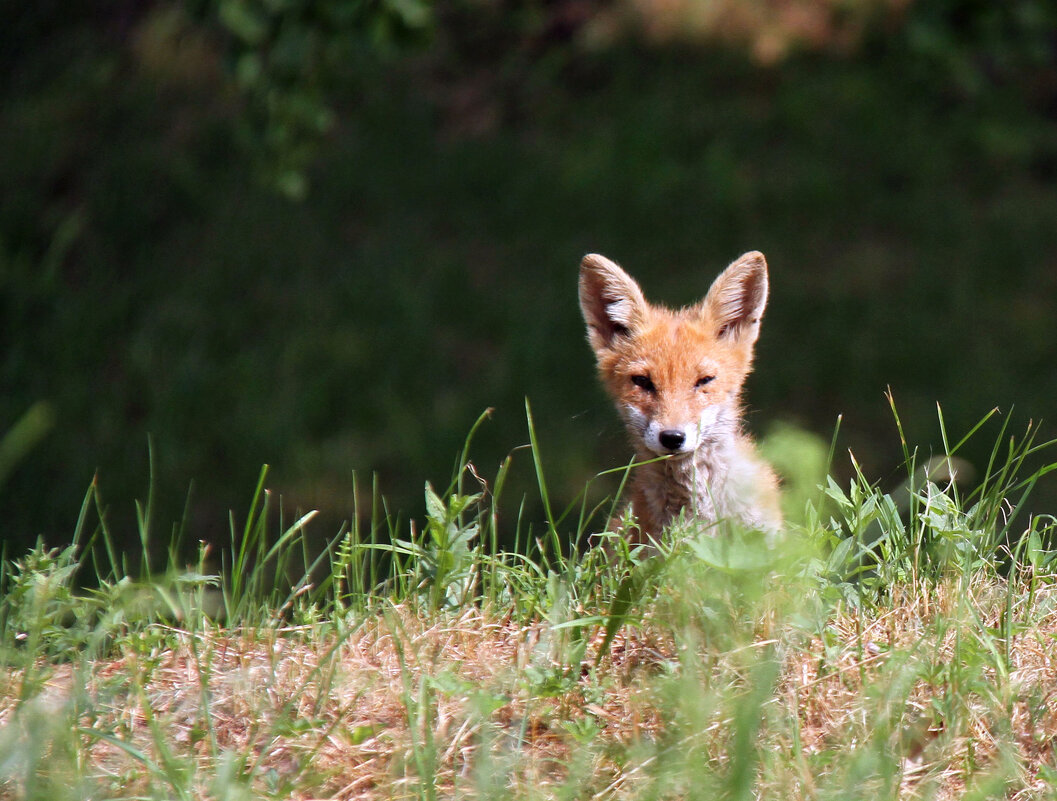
[525,398,561,558]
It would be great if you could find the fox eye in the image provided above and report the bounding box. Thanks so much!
[695,375,716,389]
[631,375,656,393]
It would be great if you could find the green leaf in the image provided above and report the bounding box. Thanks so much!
[424,482,446,523]
[218,1,270,46]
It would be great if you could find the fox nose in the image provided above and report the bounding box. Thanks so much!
[659,429,686,451]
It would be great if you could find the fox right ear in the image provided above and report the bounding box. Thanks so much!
[579,254,648,352]
[703,251,769,344]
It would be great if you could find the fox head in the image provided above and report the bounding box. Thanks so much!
[579,251,769,459]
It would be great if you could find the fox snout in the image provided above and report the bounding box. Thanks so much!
[658,429,686,452]
[641,419,696,456]
[625,398,731,458]
[623,407,710,457]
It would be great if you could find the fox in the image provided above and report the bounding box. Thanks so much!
[579,250,782,542]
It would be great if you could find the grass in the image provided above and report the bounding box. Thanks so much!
[1,406,1057,800]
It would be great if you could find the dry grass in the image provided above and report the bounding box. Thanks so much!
[773,578,1057,800]
[5,572,1057,799]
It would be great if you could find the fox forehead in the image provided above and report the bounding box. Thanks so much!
[614,314,726,380]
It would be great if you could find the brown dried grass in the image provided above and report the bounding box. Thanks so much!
[4,576,1057,799]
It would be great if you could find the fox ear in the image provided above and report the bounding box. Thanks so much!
[579,253,648,352]
[703,251,769,343]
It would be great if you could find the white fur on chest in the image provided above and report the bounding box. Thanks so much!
[638,433,775,532]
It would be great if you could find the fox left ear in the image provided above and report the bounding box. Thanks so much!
[703,251,769,343]
[579,253,649,353]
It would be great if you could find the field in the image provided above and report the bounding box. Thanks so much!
[2,405,1057,800]
[5,5,1057,797]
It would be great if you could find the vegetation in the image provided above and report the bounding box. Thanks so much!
[1,407,1056,799]
[5,4,1056,796]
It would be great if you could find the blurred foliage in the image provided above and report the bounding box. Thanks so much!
[597,0,910,63]
[905,0,1057,97]
[597,0,1057,82]
[1,0,1056,554]
[0,403,55,491]
[183,0,433,197]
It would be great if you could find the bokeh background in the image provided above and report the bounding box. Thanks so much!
[3,0,1056,555]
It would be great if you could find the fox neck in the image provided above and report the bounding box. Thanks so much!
[632,417,740,536]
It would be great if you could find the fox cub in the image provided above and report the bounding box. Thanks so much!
[579,251,782,541]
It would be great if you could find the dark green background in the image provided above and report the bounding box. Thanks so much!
[3,1,1056,554]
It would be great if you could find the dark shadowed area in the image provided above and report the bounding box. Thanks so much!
[3,0,1056,559]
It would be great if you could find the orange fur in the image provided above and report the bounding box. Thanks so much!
[580,251,781,541]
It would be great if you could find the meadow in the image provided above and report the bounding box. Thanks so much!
[2,403,1056,800]
[3,6,1057,796]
